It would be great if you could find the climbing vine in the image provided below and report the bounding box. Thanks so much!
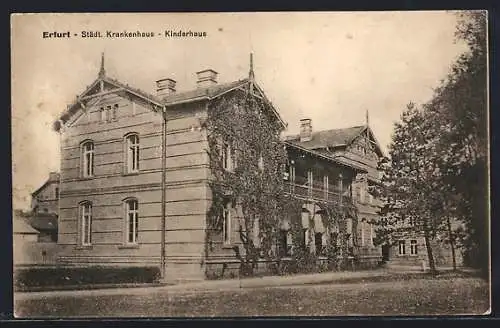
[205,84,297,276]
[205,82,360,276]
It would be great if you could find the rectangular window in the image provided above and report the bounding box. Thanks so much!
[55,187,59,198]
[100,107,106,121]
[370,223,374,246]
[222,202,232,245]
[398,240,406,255]
[323,175,329,200]
[126,199,139,244]
[359,187,365,203]
[278,230,292,257]
[307,170,313,197]
[290,163,296,193]
[221,143,232,171]
[106,105,112,122]
[360,221,365,246]
[126,134,140,173]
[315,232,323,255]
[258,155,264,171]
[410,239,418,255]
[113,104,118,120]
[80,203,92,246]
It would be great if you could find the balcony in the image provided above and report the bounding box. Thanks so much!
[285,178,351,204]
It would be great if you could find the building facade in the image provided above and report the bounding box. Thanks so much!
[31,172,60,215]
[53,55,388,281]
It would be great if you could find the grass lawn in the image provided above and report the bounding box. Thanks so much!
[15,275,489,318]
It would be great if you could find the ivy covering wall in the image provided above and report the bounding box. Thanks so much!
[205,83,360,277]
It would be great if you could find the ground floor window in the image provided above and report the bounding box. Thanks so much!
[222,202,232,245]
[79,202,92,246]
[398,240,406,255]
[410,239,418,255]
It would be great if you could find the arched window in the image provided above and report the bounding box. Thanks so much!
[222,201,232,245]
[81,141,94,178]
[125,199,139,244]
[79,201,92,246]
[125,134,140,173]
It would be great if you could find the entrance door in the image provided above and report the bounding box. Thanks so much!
[382,244,390,262]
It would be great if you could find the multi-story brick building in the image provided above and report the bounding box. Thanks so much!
[53,54,387,281]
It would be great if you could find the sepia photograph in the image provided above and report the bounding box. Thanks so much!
[10,11,490,317]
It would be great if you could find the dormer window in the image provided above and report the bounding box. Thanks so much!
[258,155,264,171]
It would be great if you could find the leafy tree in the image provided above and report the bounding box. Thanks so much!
[375,103,443,274]
[423,11,488,273]
[375,12,488,275]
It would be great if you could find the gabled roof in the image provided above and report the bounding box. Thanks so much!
[56,68,286,129]
[162,79,249,104]
[285,125,365,149]
[283,140,367,173]
[285,125,384,157]
[28,214,58,232]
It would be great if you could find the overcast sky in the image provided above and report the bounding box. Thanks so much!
[11,12,469,210]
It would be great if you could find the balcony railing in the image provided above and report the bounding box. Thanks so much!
[285,180,350,204]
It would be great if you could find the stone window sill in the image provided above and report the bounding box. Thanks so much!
[118,244,140,249]
[75,245,93,250]
[222,243,236,249]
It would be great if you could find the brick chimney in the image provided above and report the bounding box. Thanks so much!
[196,69,218,88]
[299,118,313,142]
[156,78,176,97]
[48,172,60,182]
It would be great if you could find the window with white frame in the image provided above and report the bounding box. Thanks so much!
[222,202,232,245]
[81,141,94,178]
[221,143,232,171]
[258,155,264,171]
[410,239,418,255]
[359,186,366,203]
[125,199,139,244]
[307,170,313,197]
[368,193,374,204]
[112,104,118,120]
[398,240,406,255]
[125,134,140,173]
[370,222,374,246]
[79,202,92,246]
[323,175,329,200]
[100,107,106,121]
[106,105,112,122]
[360,220,365,246]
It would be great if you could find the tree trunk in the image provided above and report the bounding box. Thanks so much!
[423,224,437,275]
[446,216,457,271]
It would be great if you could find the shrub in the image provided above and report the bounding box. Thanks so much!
[14,266,161,289]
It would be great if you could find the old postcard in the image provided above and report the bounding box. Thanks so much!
[11,11,490,318]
